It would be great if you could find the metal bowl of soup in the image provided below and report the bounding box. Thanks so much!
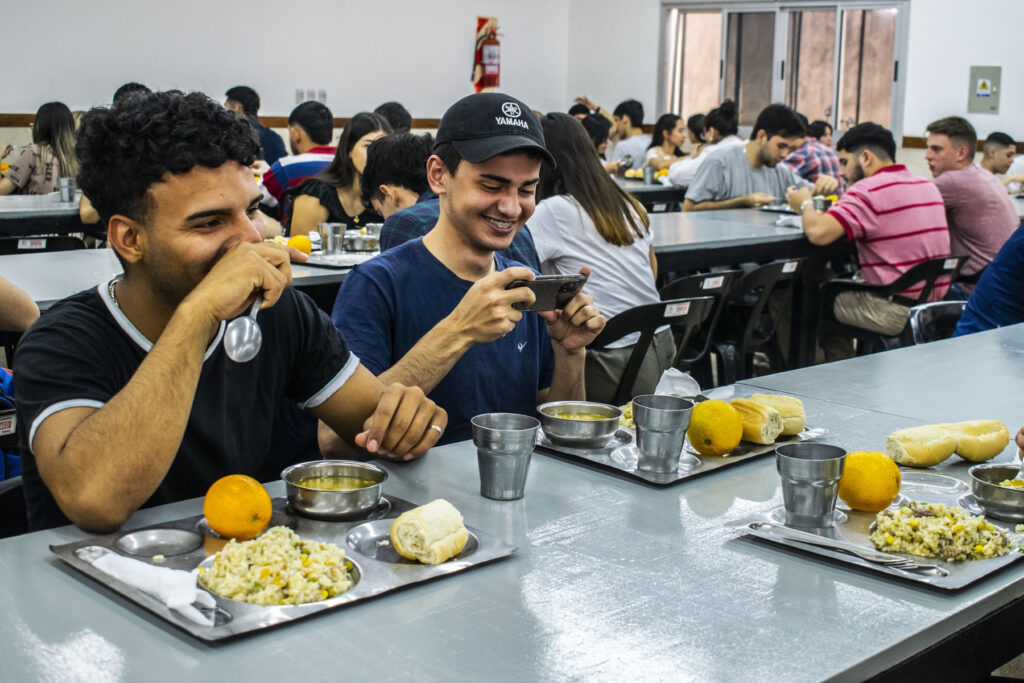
[281,460,387,520]
[968,463,1024,523]
[537,401,623,449]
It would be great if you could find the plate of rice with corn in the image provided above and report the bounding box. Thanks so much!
[869,502,1011,561]
[198,526,354,605]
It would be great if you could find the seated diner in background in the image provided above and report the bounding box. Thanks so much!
[259,101,336,209]
[683,104,838,211]
[783,113,843,191]
[360,132,434,219]
[924,116,1018,299]
[643,114,687,171]
[954,223,1024,337]
[667,100,742,188]
[580,113,621,174]
[0,102,77,196]
[607,99,650,170]
[530,113,671,404]
[13,91,445,533]
[808,120,833,147]
[785,122,951,360]
[330,93,605,444]
[224,85,288,167]
[287,112,389,234]
[977,131,1018,183]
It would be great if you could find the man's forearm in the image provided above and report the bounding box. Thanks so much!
[41,302,215,531]
[544,345,586,402]
[683,197,748,212]
[377,319,472,394]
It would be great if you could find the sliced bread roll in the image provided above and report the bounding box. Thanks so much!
[731,398,784,445]
[749,393,806,436]
[390,499,469,565]
[885,425,957,467]
[948,420,1010,462]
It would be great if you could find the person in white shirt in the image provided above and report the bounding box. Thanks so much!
[667,100,742,188]
[609,100,651,170]
[529,113,672,403]
[978,132,1024,193]
[643,114,687,170]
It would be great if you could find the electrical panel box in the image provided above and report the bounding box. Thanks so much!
[968,66,1001,114]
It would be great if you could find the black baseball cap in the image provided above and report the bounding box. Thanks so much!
[435,92,555,167]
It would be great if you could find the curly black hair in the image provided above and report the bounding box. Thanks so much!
[76,90,260,227]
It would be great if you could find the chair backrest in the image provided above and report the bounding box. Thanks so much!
[658,269,742,368]
[588,296,715,405]
[0,236,87,255]
[0,476,26,539]
[731,258,805,352]
[886,255,967,306]
[909,300,966,344]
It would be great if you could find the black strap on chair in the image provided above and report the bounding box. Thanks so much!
[658,269,742,370]
[908,300,967,345]
[588,296,715,406]
[0,236,87,255]
[0,476,27,539]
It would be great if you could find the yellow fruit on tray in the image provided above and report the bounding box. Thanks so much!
[287,234,312,255]
[203,474,273,540]
[837,451,901,512]
[686,399,743,457]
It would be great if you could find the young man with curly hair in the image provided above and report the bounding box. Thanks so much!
[14,90,445,533]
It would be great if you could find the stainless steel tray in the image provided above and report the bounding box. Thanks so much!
[305,252,378,269]
[50,496,516,641]
[536,426,826,486]
[726,492,1024,590]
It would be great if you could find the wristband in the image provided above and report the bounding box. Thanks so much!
[799,199,815,213]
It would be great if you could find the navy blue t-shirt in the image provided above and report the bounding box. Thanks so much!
[332,238,555,444]
[954,224,1024,336]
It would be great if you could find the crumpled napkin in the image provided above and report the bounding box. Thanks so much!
[654,368,701,397]
[91,551,216,626]
[774,214,803,229]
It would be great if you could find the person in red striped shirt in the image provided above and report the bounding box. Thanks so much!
[786,122,950,360]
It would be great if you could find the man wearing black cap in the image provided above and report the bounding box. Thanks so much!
[330,93,606,445]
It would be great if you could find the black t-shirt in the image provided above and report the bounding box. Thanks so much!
[287,178,383,231]
[15,282,358,530]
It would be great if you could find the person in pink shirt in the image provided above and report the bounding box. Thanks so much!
[786,122,950,360]
[925,116,1019,298]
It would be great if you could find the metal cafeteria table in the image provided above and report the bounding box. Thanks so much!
[0,249,352,311]
[0,193,96,237]
[1,335,1022,680]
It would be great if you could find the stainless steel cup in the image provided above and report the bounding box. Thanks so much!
[471,413,540,500]
[58,177,75,203]
[633,394,694,473]
[643,166,656,184]
[776,443,847,528]
[317,223,344,255]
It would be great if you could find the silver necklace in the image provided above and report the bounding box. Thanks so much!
[108,277,122,310]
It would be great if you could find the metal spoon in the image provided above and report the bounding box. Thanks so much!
[223,295,263,363]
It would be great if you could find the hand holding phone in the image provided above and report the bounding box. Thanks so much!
[506,274,588,312]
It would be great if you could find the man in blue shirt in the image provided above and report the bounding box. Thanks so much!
[331,92,606,444]
[954,223,1024,336]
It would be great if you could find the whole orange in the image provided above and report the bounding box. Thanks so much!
[203,474,272,540]
[287,234,312,255]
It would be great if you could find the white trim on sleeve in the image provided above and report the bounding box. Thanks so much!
[29,399,106,454]
[298,353,360,410]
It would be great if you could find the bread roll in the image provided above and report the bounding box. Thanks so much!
[947,420,1010,462]
[730,398,784,445]
[390,499,469,565]
[885,425,957,467]
[749,394,806,436]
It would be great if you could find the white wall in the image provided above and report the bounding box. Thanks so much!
[3,0,570,117]
[902,0,1024,139]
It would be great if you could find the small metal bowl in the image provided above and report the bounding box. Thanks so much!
[968,463,1024,523]
[281,460,387,521]
[343,230,380,252]
[537,401,622,449]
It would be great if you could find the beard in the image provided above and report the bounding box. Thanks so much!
[846,160,866,186]
[759,145,778,168]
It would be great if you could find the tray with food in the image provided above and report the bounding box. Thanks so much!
[303,252,378,269]
[50,462,515,642]
[727,444,1024,590]
[534,393,825,486]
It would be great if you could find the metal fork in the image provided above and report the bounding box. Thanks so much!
[747,521,950,576]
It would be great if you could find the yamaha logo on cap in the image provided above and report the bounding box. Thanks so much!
[496,101,528,129]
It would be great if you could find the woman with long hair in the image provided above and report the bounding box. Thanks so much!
[530,113,674,403]
[644,113,687,170]
[288,112,391,234]
[0,102,78,195]
[667,100,742,187]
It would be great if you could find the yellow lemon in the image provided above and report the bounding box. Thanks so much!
[838,451,901,512]
[686,399,743,457]
[287,234,312,255]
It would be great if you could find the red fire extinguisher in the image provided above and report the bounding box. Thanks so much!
[480,31,500,90]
